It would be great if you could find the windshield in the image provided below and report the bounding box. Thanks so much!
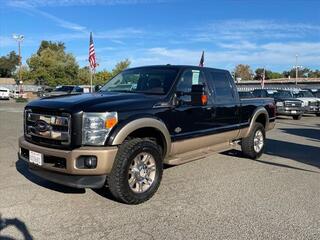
[274,91,293,98]
[55,86,74,92]
[100,67,179,95]
[295,91,314,98]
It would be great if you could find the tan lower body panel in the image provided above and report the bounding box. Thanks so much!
[165,130,239,165]
[19,137,118,175]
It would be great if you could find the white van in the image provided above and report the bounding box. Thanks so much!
[0,87,10,100]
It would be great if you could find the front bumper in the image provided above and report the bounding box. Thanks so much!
[19,137,118,188]
[304,106,319,114]
[276,107,303,116]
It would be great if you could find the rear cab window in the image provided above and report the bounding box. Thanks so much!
[207,70,237,104]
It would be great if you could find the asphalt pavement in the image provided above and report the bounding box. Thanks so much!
[0,100,319,240]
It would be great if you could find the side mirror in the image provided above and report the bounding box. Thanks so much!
[95,85,102,92]
[191,84,208,106]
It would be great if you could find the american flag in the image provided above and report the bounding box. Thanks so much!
[199,51,204,67]
[89,32,97,69]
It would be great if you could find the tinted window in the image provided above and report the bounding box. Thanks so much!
[210,71,234,103]
[175,69,208,103]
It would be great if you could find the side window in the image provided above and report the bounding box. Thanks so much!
[209,71,235,104]
[175,69,208,104]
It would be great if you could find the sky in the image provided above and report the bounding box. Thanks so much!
[0,0,320,72]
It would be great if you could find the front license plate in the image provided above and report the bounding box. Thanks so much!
[29,151,43,166]
[291,110,297,114]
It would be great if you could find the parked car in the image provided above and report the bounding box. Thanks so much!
[238,91,255,99]
[10,89,27,99]
[37,87,53,97]
[292,90,320,116]
[253,89,304,119]
[41,85,76,97]
[0,87,10,100]
[252,89,278,98]
[273,90,304,120]
[19,65,276,204]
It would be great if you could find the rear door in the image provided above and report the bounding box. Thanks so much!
[206,69,241,132]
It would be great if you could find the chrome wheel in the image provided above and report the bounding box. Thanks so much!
[253,130,264,153]
[128,152,156,193]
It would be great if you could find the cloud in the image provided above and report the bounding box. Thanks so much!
[7,0,168,8]
[7,0,88,33]
[0,36,15,48]
[193,20,320,43]
[126,41,320,71]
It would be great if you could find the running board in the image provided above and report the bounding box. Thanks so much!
[165,141,235,165]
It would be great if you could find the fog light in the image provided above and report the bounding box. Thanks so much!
[76,156,97,169]
[85,156,97,169]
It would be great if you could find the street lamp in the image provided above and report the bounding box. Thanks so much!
[12,34,24,95]
[12,34,24,82]
[295,54,298,85]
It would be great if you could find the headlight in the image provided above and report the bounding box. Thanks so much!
[82,112,118,145]
[301,102,305,107]
[276,102,284,107]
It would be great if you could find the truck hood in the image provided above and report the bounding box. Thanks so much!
[296,97,319,103]
[27,92,161,113]
[274,98,301,102]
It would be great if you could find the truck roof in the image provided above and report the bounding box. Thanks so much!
[125,65,230,73]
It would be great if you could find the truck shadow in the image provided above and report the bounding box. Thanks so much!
[280,128,320,141]
[15,159,85,194]
[0,214,33,240]
[222,138,320,172]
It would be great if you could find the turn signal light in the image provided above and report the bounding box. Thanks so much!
[201,95,208,105]
[105,117,118,129]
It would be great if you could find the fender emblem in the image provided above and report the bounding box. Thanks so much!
[174,127,182,133]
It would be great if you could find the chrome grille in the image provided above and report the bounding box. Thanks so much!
[284,101,302,107]
[25,110,71,146]
[308,101,317,107]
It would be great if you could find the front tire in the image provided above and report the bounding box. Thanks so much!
[316,113,320,117]
[293,115,302,120]
[108,138,163,204]
[241,123,265,159]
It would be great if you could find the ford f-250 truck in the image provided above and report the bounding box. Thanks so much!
[19,65,276,204]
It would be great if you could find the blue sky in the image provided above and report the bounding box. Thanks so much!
[1,0,320,72]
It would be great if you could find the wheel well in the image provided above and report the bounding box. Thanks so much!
[255,114,267,128]
[125,127,167,157]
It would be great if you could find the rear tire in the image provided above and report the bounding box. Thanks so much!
[241,123,265,160]
[293,115,302,120]
[316,113,320,117]
[108,138,163,204]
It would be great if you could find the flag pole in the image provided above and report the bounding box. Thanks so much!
[90,67,93,93]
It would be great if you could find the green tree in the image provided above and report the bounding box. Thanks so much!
[0,51,19,77]
[234,64,253,80]
[78,66,91,85]
[111,59,131,76]
[254,68,283,80]
[94,59,131,85]
[27,41,79,86]
[37,41,65,55]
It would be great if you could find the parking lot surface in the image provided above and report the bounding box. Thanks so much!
[0,100,319,240]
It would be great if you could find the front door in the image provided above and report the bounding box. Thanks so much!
[170,68,215,142]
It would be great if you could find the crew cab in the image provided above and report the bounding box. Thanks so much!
[19,65,276,204]
[292,90,320,116]
[252,89,304,120]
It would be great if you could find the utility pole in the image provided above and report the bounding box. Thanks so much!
[13,34,24,92]
[295,54,298,85]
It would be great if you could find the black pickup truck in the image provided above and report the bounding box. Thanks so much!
[19,65,276,204]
